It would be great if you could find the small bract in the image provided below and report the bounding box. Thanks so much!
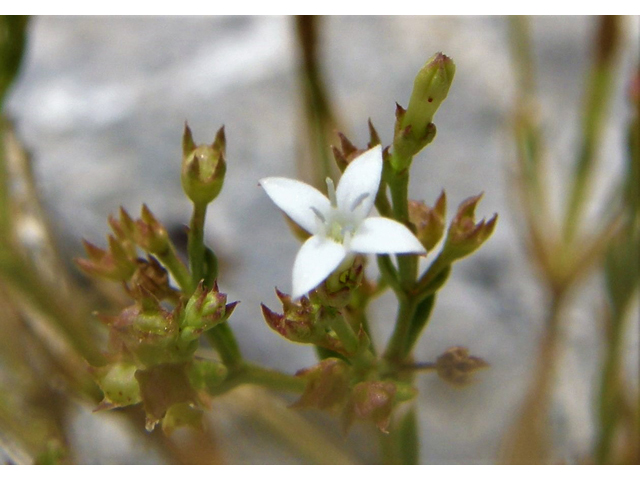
[260,146,426,298]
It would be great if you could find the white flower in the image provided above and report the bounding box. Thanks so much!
[260,145,426,298]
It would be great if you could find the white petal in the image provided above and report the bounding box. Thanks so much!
[260,177,331,234]
[336,145,382,223]
[350,217,426,254]
[292,235,347,298]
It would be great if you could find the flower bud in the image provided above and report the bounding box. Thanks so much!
[181,281,238,342]
[93,361,141,410]
[393,53,454,163]
[128,256,177,302]
[181,124,226,206]
[261,289,346,355]
[408,191,447,251]
[76,237,136,281]
[401,52,455,140]
[441,194,497,262]
[435,346,489,386]
[132,204,170,255]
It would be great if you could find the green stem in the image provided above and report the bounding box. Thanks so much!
[377,254,402,295]
[155,245,193,295]
[402,294,437,357]
[383,296,417,365]
[327,309,358,355]
[188,201,207,286]
[207,362,306,396]
[205,323,243,371]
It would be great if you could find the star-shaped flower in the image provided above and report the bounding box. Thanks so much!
[260,145,426,298]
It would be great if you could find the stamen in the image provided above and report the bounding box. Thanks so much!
[310,206,326,223]
[343,230,352,250]
[350,193,370,212]
[326,178,337,207]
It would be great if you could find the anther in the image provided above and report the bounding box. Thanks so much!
[326,178,337,207]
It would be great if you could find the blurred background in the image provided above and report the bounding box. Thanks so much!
[1,16,638,463]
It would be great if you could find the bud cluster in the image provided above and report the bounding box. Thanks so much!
[93,283,235,431]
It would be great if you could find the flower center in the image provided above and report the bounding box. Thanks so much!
[308,178,370,245]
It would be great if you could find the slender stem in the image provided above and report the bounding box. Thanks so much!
[239,363,307,393]
[377,254,402,295]
[327,309,358,355]
[206,362,306,396]
[188,201,207,286]
[383,296,417,365]
[156,245,193,295]
[563,16,620,244]
[205,323,243,371]
[501,289,566,464]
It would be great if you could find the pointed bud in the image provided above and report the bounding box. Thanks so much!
[76,238,136,281]
[181,280,237,342]
[291,358,350,411]
[261,291,347,354]
[401,52,455,141]
[442,194,497,262]
[128,256,177,302]
[435,346,489,386]
[408,191,447,251]
[181,124,226,205]
[132,204,170,254]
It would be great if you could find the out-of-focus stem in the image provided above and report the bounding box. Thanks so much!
[295,15,340,190]
[563,16,621,244]
[501,289,566,464]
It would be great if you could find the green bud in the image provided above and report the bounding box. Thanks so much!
[181,281,238,342]
[261,289,347,355]
[181,124,226,205]
[93,361,141,410]
[402,52,455,137]
[393,53,455,164]
[76,237,136,281]
[132,204,170,255]
[441,194,497,262]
